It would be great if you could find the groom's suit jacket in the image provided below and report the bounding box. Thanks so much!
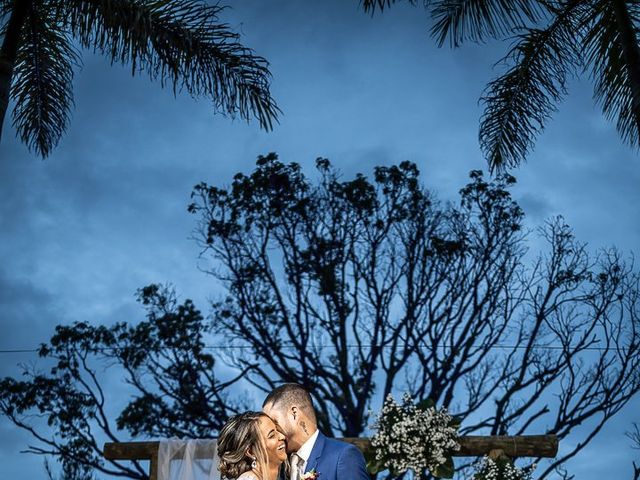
[304,432,370,480]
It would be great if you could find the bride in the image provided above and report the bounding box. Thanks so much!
[217,412,288,480]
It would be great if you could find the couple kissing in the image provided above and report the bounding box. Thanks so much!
[217,384,369,480]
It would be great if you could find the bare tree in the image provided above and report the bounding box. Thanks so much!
[189,154,640,478]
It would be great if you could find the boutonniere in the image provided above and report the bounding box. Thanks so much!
[301,470,319,480]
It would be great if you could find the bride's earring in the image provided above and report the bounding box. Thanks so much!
[251,459,257,469]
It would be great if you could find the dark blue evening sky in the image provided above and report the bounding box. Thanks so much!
[0,1,638,479]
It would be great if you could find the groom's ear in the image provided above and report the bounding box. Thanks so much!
[291,405,298,420]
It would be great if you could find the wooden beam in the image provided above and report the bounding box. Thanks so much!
[104,434,558,461]
[341,435,557,458]
[455,435,558,458]
[104,442,159,480]
[104,441,159,460]
[104,436,557,480]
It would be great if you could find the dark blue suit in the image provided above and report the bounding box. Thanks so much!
[304,432,369,480]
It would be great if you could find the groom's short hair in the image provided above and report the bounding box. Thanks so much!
[263,383,317,421]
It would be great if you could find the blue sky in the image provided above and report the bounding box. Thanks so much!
[0,1,639,479]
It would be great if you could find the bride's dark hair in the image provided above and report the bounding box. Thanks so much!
[217,411,271,479]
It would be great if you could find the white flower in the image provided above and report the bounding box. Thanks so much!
[472,456,535,480]
[370,394,460,476]
[300,470,319,480]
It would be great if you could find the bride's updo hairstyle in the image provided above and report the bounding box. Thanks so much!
[217,412,270,479]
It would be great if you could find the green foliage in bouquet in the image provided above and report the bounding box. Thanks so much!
[367,394,461,478]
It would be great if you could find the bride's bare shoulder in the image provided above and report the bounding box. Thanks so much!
[236,472,260,480]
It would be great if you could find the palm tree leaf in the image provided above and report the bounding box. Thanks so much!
[583,0,640,149]
[430,0,547,47]
[65,0,279,130]
[10,1,78,158]
[0,0,12,20]
[360,0,417,15]
[479,2,585,172]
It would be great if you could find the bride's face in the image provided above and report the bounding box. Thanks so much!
[258,416,287,465]
[262,403,300,453]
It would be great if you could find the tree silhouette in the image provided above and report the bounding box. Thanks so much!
[0,285,243,479]
[1,156,639,479]
[629,423,640,480]
[190,155,640,478]
[0,0,279,158]
[361,0,640,172]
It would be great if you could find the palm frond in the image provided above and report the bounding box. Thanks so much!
[584,0,640,149]
[66,0,279,130]
[0,0,12,20]
[360,0,417,15]
[11,1,78,158]
[479,3,585,172]
[430,0,547,47]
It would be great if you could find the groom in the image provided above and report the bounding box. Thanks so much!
[263,384,370,480]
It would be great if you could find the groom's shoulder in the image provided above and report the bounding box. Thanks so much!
[322,435,362,456]
[323,435,349,449]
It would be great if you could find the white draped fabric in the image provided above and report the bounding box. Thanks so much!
[158,439,221,480]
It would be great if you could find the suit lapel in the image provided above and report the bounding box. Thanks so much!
[304,431,326,474]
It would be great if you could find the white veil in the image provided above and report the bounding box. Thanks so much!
[158,439,221,480]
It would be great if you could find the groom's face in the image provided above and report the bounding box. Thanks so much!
[263,402,299,453]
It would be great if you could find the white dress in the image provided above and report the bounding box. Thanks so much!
[236,472,260,480]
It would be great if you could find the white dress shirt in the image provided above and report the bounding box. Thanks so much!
[291,429,319,480]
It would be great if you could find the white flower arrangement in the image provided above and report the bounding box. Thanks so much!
[472,456,536,480]
[368,393,461,478]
